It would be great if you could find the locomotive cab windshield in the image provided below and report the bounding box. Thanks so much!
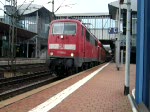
[52,22,76,35]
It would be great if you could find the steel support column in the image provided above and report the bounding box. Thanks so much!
[135,0,144,104]
[143,0,150,109]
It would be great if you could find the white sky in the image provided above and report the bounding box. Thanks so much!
[0,0,116,15]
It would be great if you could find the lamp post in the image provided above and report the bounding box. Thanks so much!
[124,0,131,95]
[47,0,55,20]
[47,0,54,13]
[116,0,122,71]
[52,0,54,20]
[52,0,54,13]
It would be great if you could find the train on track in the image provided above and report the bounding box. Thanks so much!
[47,19,110,77]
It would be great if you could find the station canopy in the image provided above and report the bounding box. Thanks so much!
[108,0,137,20]
[0,21,37,40]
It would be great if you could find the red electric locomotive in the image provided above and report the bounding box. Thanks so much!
[47,19,106,76]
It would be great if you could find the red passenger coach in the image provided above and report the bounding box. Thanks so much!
[47,19,107,77]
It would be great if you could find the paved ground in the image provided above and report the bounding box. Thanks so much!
[0,62,136,112]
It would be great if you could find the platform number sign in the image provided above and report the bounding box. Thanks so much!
[108,27,118,34]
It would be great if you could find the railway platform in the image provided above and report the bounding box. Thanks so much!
[0,58,46,65]
[0,62,136,112]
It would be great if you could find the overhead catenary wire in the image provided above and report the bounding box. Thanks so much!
[14,0,27,14]
[0,0,4,5]
[55,0,66,13]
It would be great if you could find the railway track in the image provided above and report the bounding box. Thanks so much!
[0,70,58,101]
[0,63,59,101]
[0,62,101,101]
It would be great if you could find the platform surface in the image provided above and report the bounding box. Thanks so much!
[0,63,136,112]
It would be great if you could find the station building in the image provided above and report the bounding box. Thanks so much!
[0,4,54,58]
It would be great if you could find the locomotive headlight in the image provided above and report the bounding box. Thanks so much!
[60,35,63,39]
[50,52,53,56]
[71,53,74,57]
